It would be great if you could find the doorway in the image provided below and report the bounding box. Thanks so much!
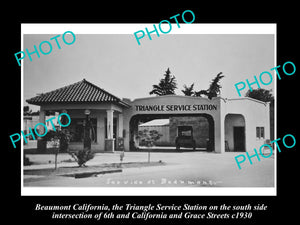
[224,113,246,152]
[233,126,245,152]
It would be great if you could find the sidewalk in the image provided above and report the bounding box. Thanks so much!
[23,152,166,182]
[24,152,157,170]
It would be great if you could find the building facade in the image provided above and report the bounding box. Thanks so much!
[26,79,271,153]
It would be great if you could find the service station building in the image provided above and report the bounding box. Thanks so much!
[26,79,271,153]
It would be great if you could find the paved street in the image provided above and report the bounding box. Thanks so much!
[24,151,275,188]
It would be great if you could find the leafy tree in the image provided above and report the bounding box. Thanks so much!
[23,106,32,115]
[194,72,224,99]
[44,129,72,169]
[149,68,177,96]
[182,83,195,96]
[137,129,162,163]
[24,106,29,113]
[245,88,274,102]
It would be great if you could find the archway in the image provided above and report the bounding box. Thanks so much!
[224,114,246,152]
[129,113,215,152]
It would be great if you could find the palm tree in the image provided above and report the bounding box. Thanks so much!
[149,68,177,96]
[194,72,224,99]
[181,83,195,96]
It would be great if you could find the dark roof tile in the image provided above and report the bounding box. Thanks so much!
[26,79,129,107]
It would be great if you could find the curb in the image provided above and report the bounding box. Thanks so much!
[59,169,123,179]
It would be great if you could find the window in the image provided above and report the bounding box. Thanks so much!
[178,126,193,137]
[69,118,97,142]
[256,127,265,139]
[260,127,264,139]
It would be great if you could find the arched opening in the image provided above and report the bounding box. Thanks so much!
[224,114,246,152]
[129,113,215,152]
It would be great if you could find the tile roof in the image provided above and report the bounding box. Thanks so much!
[26,79,130,107]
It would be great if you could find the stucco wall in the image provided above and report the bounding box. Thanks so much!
[123,95,221,152]
[221,98,270,152]
[169,116,209,148]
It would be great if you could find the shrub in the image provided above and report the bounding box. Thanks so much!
[70,149,95,167]
[24,155,32,166]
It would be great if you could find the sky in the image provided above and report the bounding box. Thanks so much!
[23,32,275,112]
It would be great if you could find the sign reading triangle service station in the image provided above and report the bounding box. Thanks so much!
[134,104,218,112]
[126,95,222,116]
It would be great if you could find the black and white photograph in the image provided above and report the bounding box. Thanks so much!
[4,4,299,225]
[21,24,276,195]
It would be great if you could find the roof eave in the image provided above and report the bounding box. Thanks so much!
[26,99,131,108]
